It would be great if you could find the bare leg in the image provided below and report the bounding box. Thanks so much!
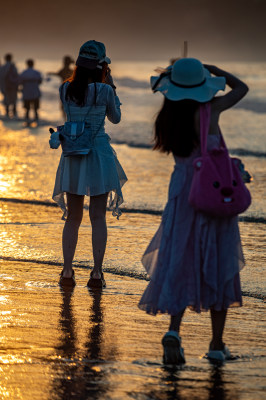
[169,309,186,333]
[34,102,39,121]
[89,193,108,279]
[13,104,17,117]
[25,109,30,123]
[62,193,84,277]
[162,309,186,364]
[210,309,227,350]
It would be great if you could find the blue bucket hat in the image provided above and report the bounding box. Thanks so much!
[76,40,111,69]
[151,58,226,102]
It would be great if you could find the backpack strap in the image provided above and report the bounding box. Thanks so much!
[61,82,104,123]
[200,102,230,155]
[199,102,211,156]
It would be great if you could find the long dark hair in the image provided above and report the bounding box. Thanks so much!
[153,98,200,157]
[65,63,107,106]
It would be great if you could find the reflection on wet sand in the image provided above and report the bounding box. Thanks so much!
[53,286,79,399]
[54,287,242,400]
[54,287,112,399]
[85,289,104,361]
[57,286,77,357]
[207,366,236,400]
[83,288,109,399]
[0,260,264,399]
[142,364,240,400]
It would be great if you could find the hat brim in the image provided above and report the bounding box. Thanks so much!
[151,68,226,102]
[76,55,111,69]
[99,56,111,64]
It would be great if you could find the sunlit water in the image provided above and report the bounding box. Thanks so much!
[0,60,265,399]
[0,60,265,214]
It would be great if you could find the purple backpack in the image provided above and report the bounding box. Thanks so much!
[188,103,251,217]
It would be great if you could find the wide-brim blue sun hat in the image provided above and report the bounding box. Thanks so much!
[76,40,111,70]
[151,58,226,102]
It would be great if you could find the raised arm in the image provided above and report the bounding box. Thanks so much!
[106,85,121,124]
[204,64,249,111]
[105,69,121,124]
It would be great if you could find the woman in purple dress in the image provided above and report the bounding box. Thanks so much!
[138,58,249,364]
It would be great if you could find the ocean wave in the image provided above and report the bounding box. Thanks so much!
[116,77,150,89]
[111,140,266,158]
[229,149,266,158]
[17,113,264,157]
[0,255,264,300]
[234,99,266,114]
[0,197,265,224]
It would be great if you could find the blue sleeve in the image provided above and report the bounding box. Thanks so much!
[106,85,121,124]
[19,71,25,84]
[38,71,43,84]
[59,83,65,103]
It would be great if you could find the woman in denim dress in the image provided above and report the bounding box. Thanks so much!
[52,40,127,288]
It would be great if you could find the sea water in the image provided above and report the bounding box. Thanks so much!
[0,60,265,294]
[1,60,266,212]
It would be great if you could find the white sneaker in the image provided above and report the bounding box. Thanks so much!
[162,331,186,365]
[206,345,232,361]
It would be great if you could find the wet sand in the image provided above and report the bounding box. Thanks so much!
[0,202,265,400]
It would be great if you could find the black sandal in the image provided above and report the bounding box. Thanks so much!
[59,270,76,287]
[87,271,106,288]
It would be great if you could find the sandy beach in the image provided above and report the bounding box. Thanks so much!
[0,59,265,399]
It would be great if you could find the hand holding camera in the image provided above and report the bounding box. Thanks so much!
[105,67,117,95]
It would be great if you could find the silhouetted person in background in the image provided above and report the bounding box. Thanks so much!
[20,59,42,125]
[0,53,19,118]
[48,55,74,118]
[48,55,74,82]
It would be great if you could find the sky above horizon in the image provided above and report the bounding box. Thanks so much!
[1,0,266,63]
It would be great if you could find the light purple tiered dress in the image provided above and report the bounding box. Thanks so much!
[139,135,244,315]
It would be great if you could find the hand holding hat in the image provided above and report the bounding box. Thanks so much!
[151,58,226,102]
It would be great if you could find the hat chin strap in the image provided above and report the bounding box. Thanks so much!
[170,77,206,88]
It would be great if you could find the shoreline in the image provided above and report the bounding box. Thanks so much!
[0,196,265,224]
[0,256,265,303]
[0,200,265,300]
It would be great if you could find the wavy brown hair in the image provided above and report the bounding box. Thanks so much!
[65,63,108,106]
[154,98,200,157]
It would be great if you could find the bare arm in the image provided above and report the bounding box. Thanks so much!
[105,68,117,96]
[104,69,121,123]
[106,85,121,124]
[204,64,249,112]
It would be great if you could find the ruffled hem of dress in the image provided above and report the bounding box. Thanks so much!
[52,186,126,221]
[52,147,127,220]
[138,195,245,316]
[108,190,123,219]
[138,270,243,316]
[138,299,243,316]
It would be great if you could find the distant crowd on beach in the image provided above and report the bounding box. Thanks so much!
[0,53,75,125]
